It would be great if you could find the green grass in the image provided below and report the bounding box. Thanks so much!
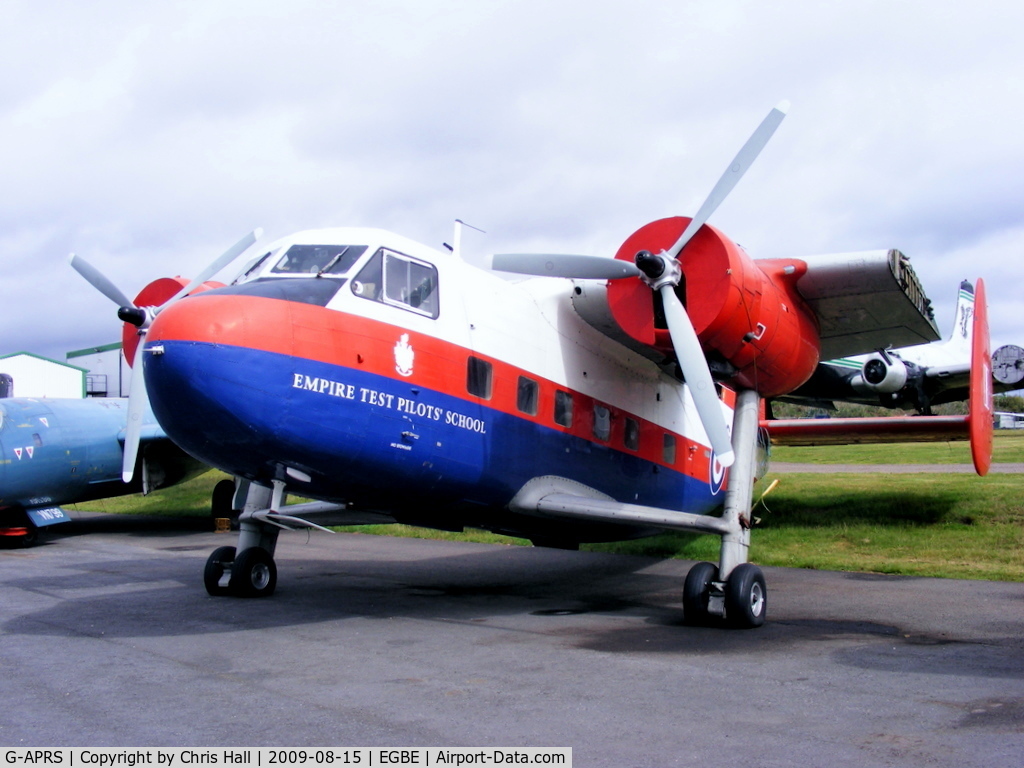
[585,471,1024,581]
[67,472,232,517]
[70,438,1024,582]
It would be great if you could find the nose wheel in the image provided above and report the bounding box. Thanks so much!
[203,545,236,596]
[203,545,277,598]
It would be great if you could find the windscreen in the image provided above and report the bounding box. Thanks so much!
[271,244,368,275]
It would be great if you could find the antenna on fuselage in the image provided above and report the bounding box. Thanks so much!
[448,218,486,261]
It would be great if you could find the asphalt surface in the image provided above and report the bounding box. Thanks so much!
[2,513,1023,766]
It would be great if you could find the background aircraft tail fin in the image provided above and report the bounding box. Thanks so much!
[944,280,976,354]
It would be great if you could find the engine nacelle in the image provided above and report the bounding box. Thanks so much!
[851,354,909,394]
[123,278,224,365]
[606,217,820,398]
[993,344,1024,387]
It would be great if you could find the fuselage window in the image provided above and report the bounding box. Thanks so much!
[624,418,640,451]
[516,376,539,415]
[554,390,573,428]
[467,356,493,399]
[663,433,677,465]
[272,244,368,275]
[593,404,611,442]
[352,248,439,319]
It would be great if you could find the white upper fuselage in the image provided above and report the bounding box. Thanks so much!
[234,227,722,445]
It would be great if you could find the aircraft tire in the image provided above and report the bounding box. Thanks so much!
[230,546,277,598]
[725,563,767,628]
[20,527,40,548]
[682,561,719,625]
[0,530,38,549]
[204,546,236,596]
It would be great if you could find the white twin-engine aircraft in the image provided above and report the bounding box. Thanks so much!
[71,103,993,628]
[781,280,1022,415]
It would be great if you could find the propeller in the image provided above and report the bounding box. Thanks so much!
[491,253,641,280]
[665,100,788,259]
[491,102,790,467]
[69,229,262,481]
[68,253,137,309]
[634,250,735,467]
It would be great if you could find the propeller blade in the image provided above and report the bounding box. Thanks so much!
[71,229,262,483]
[658,285,735,467]
[68,253,137,309]
[492,253,641,280]
[166,229,262,305]
[667,100,789,259]
[121,336,149,483]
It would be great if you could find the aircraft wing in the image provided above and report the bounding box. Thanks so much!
[763,415,972,445]
[792,249,940,360]
[763,279,993,476]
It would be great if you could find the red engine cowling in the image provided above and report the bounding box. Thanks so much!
[606,217,820,398]
[123,278,224,365]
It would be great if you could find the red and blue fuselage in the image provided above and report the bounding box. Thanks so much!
[143,228,731,541]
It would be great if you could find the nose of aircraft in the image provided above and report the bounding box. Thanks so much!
[143,290,279,476]
[141,280,348,483]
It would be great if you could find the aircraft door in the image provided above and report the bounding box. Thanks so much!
[421,302,490,494]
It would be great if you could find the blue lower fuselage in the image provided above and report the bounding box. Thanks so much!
[145,288,724,540]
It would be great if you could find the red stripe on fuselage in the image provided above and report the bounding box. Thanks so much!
[149,294,721,484]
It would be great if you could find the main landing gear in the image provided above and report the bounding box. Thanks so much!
[683,561,766,628]
[682,389,769,629]
[204,481,281,598]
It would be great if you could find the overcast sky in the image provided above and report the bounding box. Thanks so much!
[2,0,1022,365]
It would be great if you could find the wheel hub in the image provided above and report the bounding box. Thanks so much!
[250,562,272,590]
[749,581,765,617]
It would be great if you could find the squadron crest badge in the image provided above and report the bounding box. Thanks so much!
[394,333,414,377]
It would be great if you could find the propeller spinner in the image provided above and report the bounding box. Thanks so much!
[69,229,262,481]
[492,102,790,467]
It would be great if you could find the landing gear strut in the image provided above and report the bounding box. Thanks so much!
[203,481,280,598]
[682,389,769,629]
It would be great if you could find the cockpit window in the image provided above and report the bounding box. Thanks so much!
[271,244,368,276]
[351,248,439,318]
[232,249,277,284]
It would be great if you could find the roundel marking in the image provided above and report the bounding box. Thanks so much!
[709,452,727,495]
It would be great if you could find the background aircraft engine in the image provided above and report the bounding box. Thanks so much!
[853,354,909,394]
[992,344,1024,387]
[120,278,224,365]
[606,217,820,397]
